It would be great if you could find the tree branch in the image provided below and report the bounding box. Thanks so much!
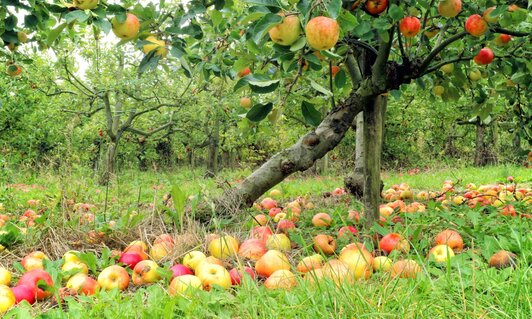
[419,31,468,73]
[491,27,530,37]
[371,29,394,90]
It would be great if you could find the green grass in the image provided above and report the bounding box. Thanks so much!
[1,164,531,318]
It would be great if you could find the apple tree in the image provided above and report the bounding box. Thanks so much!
[1,0,530,225]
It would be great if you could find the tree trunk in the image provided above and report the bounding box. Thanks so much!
[100,141,118,184]
[362,94,386,225]
[344,112,365,198]
[137,138,147,171]
[474,121,486,166]
[206,117,220,176]
[205,92,371,219]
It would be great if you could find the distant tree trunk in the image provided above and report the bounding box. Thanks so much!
[156,139,173,167]
[100,141,118,184]
[137,137,147,171]
[206,117,220,176]
[474,120,485,166]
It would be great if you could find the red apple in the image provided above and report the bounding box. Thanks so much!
[250,226,273,243]
[170,264,194,278]
[365,0,388,16]
[313,234,336,255]
[338,226,358,239]
[474,47,494,65]
[11,285,35,304]
[465,14,488,37]
[238,238,268,261]
[17,269,54,301]
[255,250,290,277]
[229,267,255,285]
[379,233,410,254]
[261,198,277,210]
[118,252,144,269]
[434,229,464,252]
[277,219,296,233]
[312,213,332,227]
[66,273,99,296]
[237,67,250,77]
[399,17,421,38]
[494,34,511,46]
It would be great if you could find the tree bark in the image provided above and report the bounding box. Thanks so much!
[474,120,486,166]
[100,141,117,184]
[207,91,372,217]
[206,117,220,176]
[344,111,365,198]
[362,94,387,225]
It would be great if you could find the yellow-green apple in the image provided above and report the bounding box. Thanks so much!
[118,252,144,269]
[322,259,354,285]
[21,251,49,271]
[97,265,130,291]
[438,0,461,18]
[266,233,291,251]
[339,249,373,279]
[111,13,140,40]
[255,250,291,277]
[264,269,297,290]
[238,238,267,261]
[253,214,268,226]
[399,16,421,37]
[379,205,394,217]
[312,213,332,227]
[10,284,35,304]
[433,85,445,96]
[440,64,454,74]
[66,273,99,296]
[194,256,224,275]
[132,260,161,285]
[269,189,282,198]
[372,256,392,271]
[142,35,168,57]
[229,267,255,285]
[296,254,324,273]
[149,242,172,262]
[429,244,455,263]
[313,234,336,255]
[182,251,207,271]
[250,226,273,243]
[63,250,82,263]
[0,268,10,286]
[342,242,371,254]
[365,0,388,15]
[305,16,340,51]
[304,268,325,285]
[468,69,482,81]
[268,13,301,46]
[465,14,488,37]
[273,212,287,223]
[74,0,98,10]
[379,233,410,254]
[391,259,421,278]
[489,250,516,269]
[170,264,194,278]
[196,263,231,290]
[483,6,499,23]
[208,235,239,259]
[61,261,89,279]
[240,97,252,109]
[399,189,413,200]
[474,47,494,65]
[434,229,463,252]
[0,284,15,314]
[17,269,53,300]
[169,275,203,296]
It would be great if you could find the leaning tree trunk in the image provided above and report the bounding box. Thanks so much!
[205,91,372,219]
[362,94,387,225]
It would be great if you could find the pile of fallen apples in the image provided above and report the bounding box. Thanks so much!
[1,183,525,314]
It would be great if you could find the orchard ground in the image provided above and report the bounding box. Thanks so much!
[0,164,531,318]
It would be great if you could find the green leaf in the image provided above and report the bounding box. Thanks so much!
[253,13,282,44]
[389,4,404,21]
[334,69,346,88]
[170,184,186,229]
[46,22,67,45]
[64,10,89,24]
[337,10,358,33]
[289,36,307,51]
[301,101,322,126]
[326,0,342,20]
[93,18,111,34]
[310,79,332,96]
[243,0,281,6]
[138,51,161,74]
[246,102,273,122]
